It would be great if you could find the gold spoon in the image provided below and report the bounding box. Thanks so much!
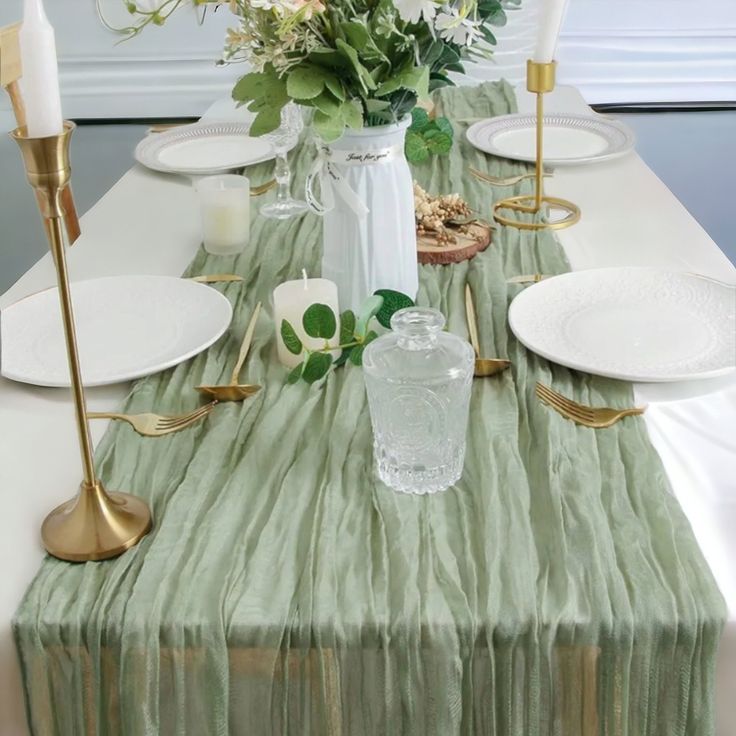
[464,284,511,377]
[196,302,262,402]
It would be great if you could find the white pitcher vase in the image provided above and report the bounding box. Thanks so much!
[306,117,419,312]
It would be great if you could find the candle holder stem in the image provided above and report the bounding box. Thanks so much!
[493,60,581,231]
[11,122,151,562]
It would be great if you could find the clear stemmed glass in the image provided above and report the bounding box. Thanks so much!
[260,103,309,220]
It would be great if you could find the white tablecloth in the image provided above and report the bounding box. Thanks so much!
[0,86,734,735]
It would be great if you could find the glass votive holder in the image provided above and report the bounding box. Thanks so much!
[195,174,250,256]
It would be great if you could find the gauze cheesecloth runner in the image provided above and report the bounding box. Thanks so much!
[13,82,726,736]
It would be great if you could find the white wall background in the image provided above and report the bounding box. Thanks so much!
[1,0,735,125]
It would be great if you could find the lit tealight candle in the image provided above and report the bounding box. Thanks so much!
[19,0,63,138]
[274,271,340,368]
[533,0,570,63]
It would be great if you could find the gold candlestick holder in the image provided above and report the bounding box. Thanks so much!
[493,60,581,231]
[11,122,151,562]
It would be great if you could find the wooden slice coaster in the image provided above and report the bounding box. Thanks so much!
[417,221,493,265]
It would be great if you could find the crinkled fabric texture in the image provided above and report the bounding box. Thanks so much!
[14,82,725,736]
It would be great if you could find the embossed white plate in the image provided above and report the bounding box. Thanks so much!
[508,269,736,382]
[1,276,233,387]
[466,113,635,166]
[135,122,282,176]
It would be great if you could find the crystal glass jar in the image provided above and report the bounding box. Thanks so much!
[362,307,474,494]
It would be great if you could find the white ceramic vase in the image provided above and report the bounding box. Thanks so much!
[315,117,419,312]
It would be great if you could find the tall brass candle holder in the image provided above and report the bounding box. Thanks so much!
[493,60,581,231]
[11,122,151,562]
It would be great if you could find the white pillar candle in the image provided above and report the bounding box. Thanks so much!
[19,0,63,138]
[532,0,570,63]
[274,272,340,368]
[195,174,251,256]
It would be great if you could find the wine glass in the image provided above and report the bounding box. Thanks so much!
[260,103,309,220]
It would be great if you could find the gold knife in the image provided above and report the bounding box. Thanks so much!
[506,274,553,285]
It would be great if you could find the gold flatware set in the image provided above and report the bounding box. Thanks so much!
[88,402,217,437]
[536,382,645,428]
[464,284,511,377]
[91,303,262,437]
[196,302,262,402]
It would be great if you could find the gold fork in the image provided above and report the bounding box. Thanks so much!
[535,382,646,428]
[469,167,553,187]
[87,402,217,437]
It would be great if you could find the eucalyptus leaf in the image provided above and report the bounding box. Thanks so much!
[373,289,415,328]
[302,303,337,339]
[355,295,384,337]
[339,310,356,344]
[286,362,305,384]
[280,319,303,355]
[302,352,333,384]
[334,347,353,367]
[349,330,378,366]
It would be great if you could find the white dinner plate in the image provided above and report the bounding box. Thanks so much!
[134,122,279,176]
[1,275,233,387]
[466,113,635,166]
[508,268,736,382]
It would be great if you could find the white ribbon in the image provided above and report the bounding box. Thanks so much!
[305,143,404,218]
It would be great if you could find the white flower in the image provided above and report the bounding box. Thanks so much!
[393,0,438,24]
[435,8,482,46]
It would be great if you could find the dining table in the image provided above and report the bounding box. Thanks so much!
[1,82,735,735]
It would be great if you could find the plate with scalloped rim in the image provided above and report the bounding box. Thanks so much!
[508,268,736,382]
[466,113,636,166]
[1,275,233,387]
[135,121,285,176]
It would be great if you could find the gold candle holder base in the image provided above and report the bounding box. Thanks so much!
[12,122,151,562]
[42,482,151,562]
[493,60,581,232]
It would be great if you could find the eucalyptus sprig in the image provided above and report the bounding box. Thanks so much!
[405,107,454,164]
[282,289,414,384]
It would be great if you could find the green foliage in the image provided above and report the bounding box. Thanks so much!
[281,319,303,355]
[283,291,415,384]
[373,289,415,328]
[302,352,333,383]
[405,107,454,164]
[302,303,337,339]
[221,0,509,143]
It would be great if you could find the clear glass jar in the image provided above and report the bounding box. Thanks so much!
[362,307,474,494]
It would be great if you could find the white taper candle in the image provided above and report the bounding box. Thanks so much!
[533,0,570,63]
[19,0,63,138]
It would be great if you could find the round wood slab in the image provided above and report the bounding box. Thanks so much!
[417,221,493,265]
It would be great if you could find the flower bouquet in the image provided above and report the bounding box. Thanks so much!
[114,0,517,308]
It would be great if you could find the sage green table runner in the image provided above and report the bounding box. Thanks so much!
[14,82,725,736]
